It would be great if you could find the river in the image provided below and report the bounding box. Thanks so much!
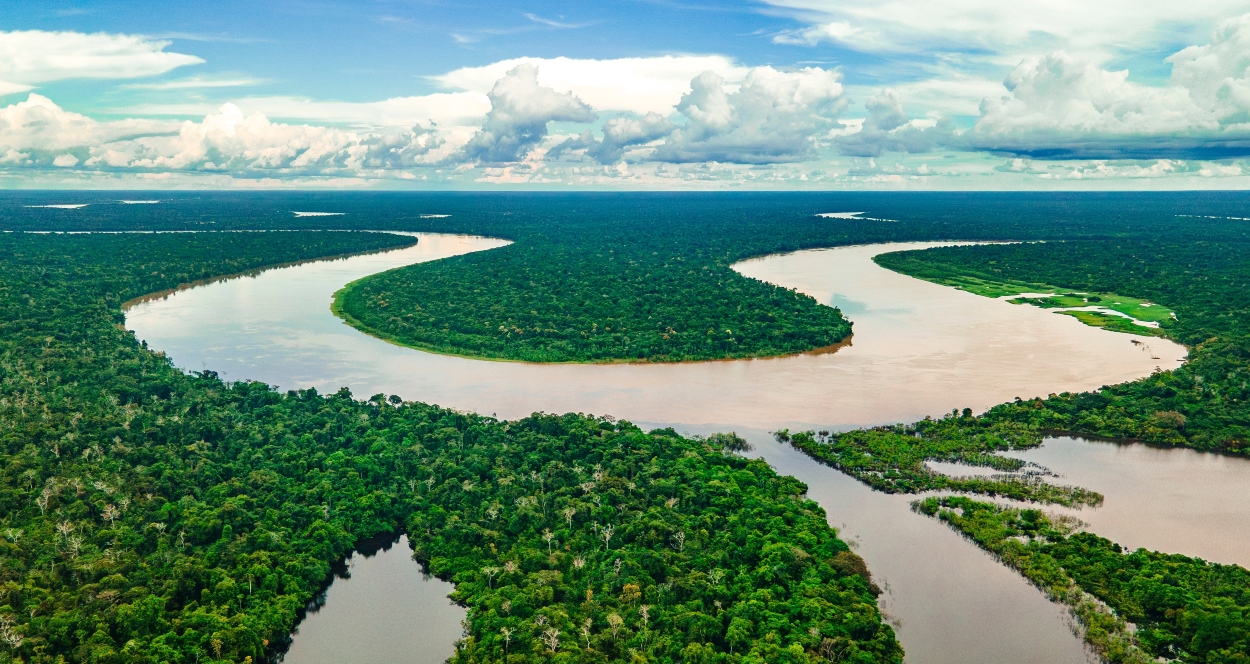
[125,233,1200,663]
[281,535,465,664]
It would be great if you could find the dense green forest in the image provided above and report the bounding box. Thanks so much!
[333,243,853,362]
[916,497,1250,663]
[0,230,899,663]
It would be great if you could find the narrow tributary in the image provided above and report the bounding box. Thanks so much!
[126,234,1199,663]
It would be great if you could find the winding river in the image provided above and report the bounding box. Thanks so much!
[125,233,1212,664]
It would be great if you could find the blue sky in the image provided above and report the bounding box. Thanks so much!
[5,0,1250,189]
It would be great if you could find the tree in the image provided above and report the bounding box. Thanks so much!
[541,628,560,652]
[727,617,752,655]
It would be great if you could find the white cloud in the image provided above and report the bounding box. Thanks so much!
[0,94,175,153]
[0,94,446,174]
[835,89,949,156]
[460,64,596,164]
[0,81,32,97]
[967,52,1211,156]
[959,12,1250,160]
[651,66,846,164]
[114,103,447,172]
[121,76,264,90]
[762,0,1249,62]
[848,74,1005,118]
[0,30,202,92]
[117,93,492,134]
[813,15,1250,160]
[549,112,676,163]
[433,55,748,115]
[1170,14,1250,122]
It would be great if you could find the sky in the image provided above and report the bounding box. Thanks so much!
[5,0,1250,189]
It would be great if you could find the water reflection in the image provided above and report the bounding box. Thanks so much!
[282,535,464,664]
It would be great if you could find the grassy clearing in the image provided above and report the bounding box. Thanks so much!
[895,271,1053,298]
[1008,293,1174,324]
[1057,310,1167,336]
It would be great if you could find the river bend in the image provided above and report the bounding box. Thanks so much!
[126,233,1196,664]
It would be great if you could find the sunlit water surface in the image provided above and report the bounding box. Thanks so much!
[126,234,1204,664]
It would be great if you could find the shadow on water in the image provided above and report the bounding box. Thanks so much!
[278,533,465,664]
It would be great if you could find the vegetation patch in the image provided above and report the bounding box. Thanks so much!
[917,496,1250,663]
[1054,310,1165,337]
[777,412,1102,507]
[1007,292,1174,324]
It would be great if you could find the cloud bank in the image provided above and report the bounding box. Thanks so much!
[763,0,1249,61]
[13,18,1250,187]
[0,30,202,94]
[964,15,1250,159]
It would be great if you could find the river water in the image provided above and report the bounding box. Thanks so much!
[282,535,465,664]
[125,233,1205,663]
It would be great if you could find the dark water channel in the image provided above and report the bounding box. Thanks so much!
[124,234,1220,663]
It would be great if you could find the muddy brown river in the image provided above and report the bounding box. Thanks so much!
[126,234,1202,664]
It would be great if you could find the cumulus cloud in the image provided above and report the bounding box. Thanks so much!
[460,64,596,164]
[549,113,676,163]
[813,15,1250,161]
[967,53,1207,157]
[1170,14,1250,123]
[113,104,444,172]
[0,30,202,92]
[433,55,747,116]
[963,28,1250,160]
[834,89,949,156]
[651,66,846,164]
[0,94,177,170]
[0,95,444,175]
